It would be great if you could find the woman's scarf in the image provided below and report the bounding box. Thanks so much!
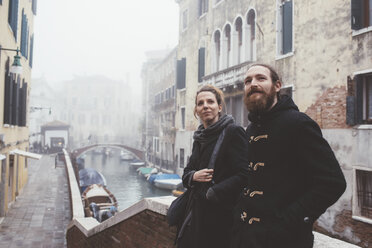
[193,114,234,145]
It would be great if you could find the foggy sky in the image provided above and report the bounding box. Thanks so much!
[32,0,179,88]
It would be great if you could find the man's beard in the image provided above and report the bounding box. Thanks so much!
[244,84,277,114]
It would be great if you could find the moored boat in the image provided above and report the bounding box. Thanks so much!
[81,184,118,220]
[130,159,145,169]
[148,173,182,190]
[79,168,107,193]
[137,167,158,178]
[120,151,133,161]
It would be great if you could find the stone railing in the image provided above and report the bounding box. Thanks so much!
[63,150,360,248]
[63,149,85,219]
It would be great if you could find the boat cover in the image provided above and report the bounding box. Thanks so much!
[148,173,180,184]
[79,168,107,187]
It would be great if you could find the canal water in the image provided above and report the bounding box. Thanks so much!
[83,148,173,211]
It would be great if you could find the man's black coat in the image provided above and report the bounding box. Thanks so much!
[231,96,346,248]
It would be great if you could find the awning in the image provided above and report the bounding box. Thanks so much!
[0,154,5,161]
[10,149,42,160]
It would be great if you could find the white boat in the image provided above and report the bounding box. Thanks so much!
[120,152,133,161]
[130,160,145,169]
[154,178,183,190]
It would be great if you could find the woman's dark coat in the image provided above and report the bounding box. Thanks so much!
[231,96,346,248]
[178,124,249,248]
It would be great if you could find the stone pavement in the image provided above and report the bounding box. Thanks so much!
[0,155,71,248]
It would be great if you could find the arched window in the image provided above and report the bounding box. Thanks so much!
[233,17,243,65]
[222,24,231,68]
[213,30,221,72]
[246,9,256,61]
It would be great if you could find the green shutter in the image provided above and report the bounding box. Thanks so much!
[351,0,363,30]
[198,48,205,83]
[282,0,293,54]
[355,75,364,124]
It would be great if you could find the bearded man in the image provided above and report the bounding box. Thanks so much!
[230,64,346,248]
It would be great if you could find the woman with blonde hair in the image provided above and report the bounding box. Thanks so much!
[177,85,249,248]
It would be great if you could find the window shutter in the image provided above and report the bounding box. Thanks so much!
[346,76,356,125]
[32,0,37,15]
[198,47,205,83]
[18,82,24,126]
[198,0,202,16]
[351,0,363,30]
[355,75,364,124]
[21,10,26,56]
[29,35,34,67]
[18,82,27,126]
[8,0,19,41]
[11,76,20,125]
[176,58,186,89]
[282,0,293,54]
[3,62,12,125]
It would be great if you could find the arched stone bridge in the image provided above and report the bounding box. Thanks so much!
[71,143,144,161]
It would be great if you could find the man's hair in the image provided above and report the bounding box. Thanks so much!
[248,63,282,98]
[194,84,225,118]
[248,63,281,85]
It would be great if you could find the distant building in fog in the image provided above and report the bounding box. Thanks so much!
[141,48,177,172]
[56,75,140,149]
[29,77,55,148]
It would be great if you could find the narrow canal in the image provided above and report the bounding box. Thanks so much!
[83,148,172,211]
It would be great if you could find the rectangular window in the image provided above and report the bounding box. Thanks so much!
[198,48,205,82]
[232,95,243,126]
[280,85,293,98]
[182,9,188,30]
[180,148,185,168]
[356,169,372,219]
[181,107,185,129]
[277,0,293,55]
[32,0,37,15]
[199,0,208,16]
[348,73,372,125]
[176,58,186,89]
[351,0,372,30]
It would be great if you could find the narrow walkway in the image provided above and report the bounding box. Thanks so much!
[0,155,71,248]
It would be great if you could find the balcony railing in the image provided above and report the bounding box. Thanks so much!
[202,61,252,88]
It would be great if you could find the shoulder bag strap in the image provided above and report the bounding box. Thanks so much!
[207,127,227,170]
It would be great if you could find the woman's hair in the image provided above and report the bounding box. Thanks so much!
[194,84,225,118]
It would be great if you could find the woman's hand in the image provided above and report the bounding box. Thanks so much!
[193,169,214,182]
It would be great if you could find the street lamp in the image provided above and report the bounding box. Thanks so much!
[0,47,23,75]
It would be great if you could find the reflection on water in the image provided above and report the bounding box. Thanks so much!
[84,149,172,211]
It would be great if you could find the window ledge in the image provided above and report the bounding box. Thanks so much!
[355,124,372,130]
[352,26,372,37]
[352,215,372,225]
[177,88,186,92]
[275,52,294,61]
[199,13,207,20]
[213,0,224,8]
